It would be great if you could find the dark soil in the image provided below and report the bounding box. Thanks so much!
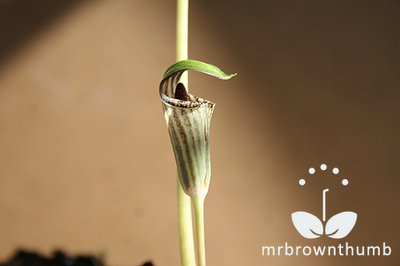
[0,250,154,266]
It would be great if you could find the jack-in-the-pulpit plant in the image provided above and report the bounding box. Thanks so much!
[160,59,236,266]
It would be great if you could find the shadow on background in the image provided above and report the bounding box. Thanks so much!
[193,0,400,164]
[0,0,83,66]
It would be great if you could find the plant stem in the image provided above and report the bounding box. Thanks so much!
[176,0,189,87]
[177,176,196,266]
[176,1,196,266]
[192,196,206,266]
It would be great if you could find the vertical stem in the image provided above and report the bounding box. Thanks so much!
[192,196,206,266]
[176,0,189,87]
[176,1,196,266]
[177,177,196,266]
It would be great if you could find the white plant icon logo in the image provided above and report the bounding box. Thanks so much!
[292,164,357,239]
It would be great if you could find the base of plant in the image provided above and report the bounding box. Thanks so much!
[0,249,154,266]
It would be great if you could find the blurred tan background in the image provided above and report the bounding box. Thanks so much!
[0,0,399,265]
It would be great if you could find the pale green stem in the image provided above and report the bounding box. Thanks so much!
[176,0,189,87]
[192,196,206,266]
[176,1,196,266]
[177,176,196,266]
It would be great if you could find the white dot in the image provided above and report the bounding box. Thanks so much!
[342,179,348,186]
[309,168,315,174]
[299,179,306,186]
[332,167,339,174]
[320,164,327,171]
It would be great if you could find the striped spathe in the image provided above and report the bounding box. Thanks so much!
[159,60,236,199]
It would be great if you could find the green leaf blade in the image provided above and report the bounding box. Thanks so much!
[163,59,237,80]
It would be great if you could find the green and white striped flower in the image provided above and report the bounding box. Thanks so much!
[160,60,236,199]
